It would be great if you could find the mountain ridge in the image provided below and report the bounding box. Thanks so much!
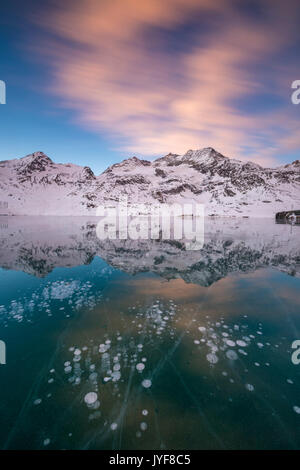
[1,148,300,216]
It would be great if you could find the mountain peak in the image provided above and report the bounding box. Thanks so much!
[18,151,53,174]
[182,147,224,161]
[21,151,52,161]
[103,155,151,173]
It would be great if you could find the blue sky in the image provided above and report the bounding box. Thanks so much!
[0,1,124,173]
[1,0,300,174]
[0,1,128,173]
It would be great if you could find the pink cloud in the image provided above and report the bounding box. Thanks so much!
[30,0,300,165]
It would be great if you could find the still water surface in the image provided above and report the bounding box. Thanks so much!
[0,217,299,449]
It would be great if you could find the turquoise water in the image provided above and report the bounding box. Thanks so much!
[0,217,299,449]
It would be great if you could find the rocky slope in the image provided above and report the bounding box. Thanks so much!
[1,148,300,216]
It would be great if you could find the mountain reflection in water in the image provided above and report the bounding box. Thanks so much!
[0,216,299,450]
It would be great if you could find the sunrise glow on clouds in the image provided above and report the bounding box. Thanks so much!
[32,0,300,166]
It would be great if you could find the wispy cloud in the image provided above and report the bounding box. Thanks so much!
[31,0,300,165]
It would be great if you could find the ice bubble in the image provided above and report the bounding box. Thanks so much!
[206,353,219,364]
[84,392,98,405]
[43,438,50,446]
[293,406,300,414]
[142,379,152,389]
[140,422,148,431]
[236,340,247,347]
[111,371,121,381]
[142,409,148,416]
[111,423,118,430]
[226,350,238,360]
[33,398,42,405]
[226,340,236,347]
[245,383,254,392]
[238,349,247,356]
[136,363,145,372]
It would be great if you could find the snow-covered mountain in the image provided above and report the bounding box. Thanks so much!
[1,148,300,216]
